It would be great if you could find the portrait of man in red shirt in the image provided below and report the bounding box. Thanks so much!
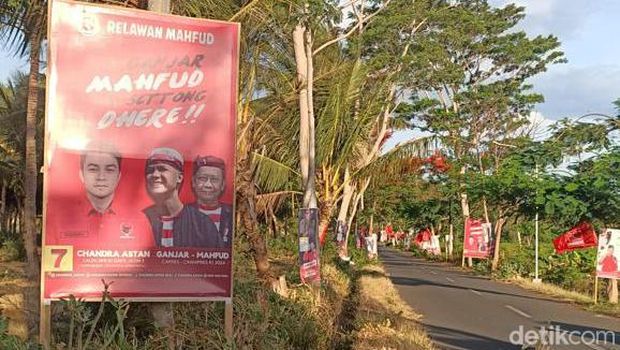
[48,141,154,248]
[599,245,618,273]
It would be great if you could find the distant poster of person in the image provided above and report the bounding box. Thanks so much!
[298,208,320,284]
[463,219,493,259]
[42,0,238,300]
[427,235,442,256]
[336,220,347,246]
[596,229,620,280]
[414,228,441,255]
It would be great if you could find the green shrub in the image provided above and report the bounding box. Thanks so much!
[494,242,596,294]
[540,249,595,293]
[0,238,25,262]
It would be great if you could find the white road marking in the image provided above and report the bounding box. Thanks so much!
[445,277,455,283]
[505,305,531,319]
[584,343,605,350]
[595,314,612,320]
[430,271,437,275]
[469,289,482,296]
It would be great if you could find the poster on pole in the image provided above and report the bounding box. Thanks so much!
[463,219,493,259]
[298,209,321,284]
[596,229,620,280]
[42,0,239,300]
[414,228,441,255]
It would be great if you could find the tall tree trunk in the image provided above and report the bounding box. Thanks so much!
[491,216,506,271]
[237,165,272,280]
[610,279,618,304]
[23,4,44,336]
[229,32,273,282]
[335,168,354,257]
[305,24,317,210]
[475,144,490,224]
[459,167,472,267]
[346,178,369,242]
[317,201,334,246]
[24,4,42,282]
[448,223,454,259]
[269,205,278,238]
[1,179,6,232]
[294,22,318,210]
[369,200,376,235]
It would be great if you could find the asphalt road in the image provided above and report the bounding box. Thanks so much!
[379,246,620,350]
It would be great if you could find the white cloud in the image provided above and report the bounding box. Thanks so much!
[381,129,432,153]
[490,0,607,39]
[524,111,556,141]
[530,64,620,120]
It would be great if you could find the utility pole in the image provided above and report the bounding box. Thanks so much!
[533,162,542,284]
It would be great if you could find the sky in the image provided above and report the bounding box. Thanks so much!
[1,1,619,148]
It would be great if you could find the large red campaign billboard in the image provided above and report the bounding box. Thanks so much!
[42,0,238,300]
[463,218,493,259]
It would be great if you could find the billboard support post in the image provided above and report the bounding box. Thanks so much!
[40,300,51,348]
[594,276,598,304]
[225,298,233,340]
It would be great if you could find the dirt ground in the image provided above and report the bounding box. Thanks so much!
[0,261,30,339]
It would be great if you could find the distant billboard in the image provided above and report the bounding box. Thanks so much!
[463,219,492,259]
[596,229,620,280]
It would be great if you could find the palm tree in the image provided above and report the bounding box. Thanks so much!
[1,0,46,283]
[1,1,46,335]
[0,72,32,235]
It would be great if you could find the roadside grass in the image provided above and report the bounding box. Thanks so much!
[1,236,436,349]
[506,276,593,304]
[352,264,436,350]
[1,238,353,349]
[506,276,620,318]
[0,262,30,340]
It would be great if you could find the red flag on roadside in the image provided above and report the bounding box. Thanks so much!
[553,221,598,254]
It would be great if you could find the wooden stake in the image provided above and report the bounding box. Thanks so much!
[610,279,618,304]
[224,299,233,341]
[593,277,599,304]
[39,301,51,349]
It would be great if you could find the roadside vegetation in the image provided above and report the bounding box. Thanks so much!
[353,264,435,350]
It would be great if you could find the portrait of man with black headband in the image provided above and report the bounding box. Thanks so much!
[190,155,233,247]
